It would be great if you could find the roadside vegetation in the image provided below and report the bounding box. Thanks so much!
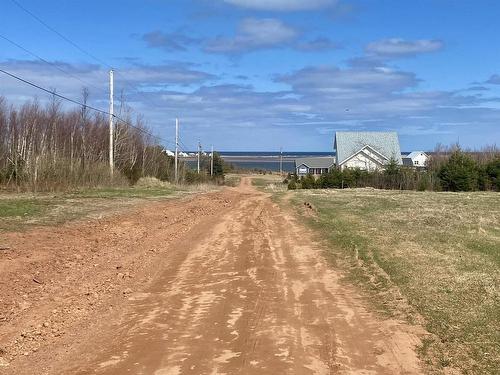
[0,96,227,192]
[223,174,241,187]
[285,188,499,374]
[0,177,217,232]
[287,146,499,192]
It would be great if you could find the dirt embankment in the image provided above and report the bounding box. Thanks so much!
[0,178,425,374]
[0,190,235,373]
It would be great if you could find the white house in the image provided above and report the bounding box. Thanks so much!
[334,132,402,171]
[403,151,428,168]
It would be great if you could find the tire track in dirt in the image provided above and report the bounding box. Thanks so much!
[1,177,425,374]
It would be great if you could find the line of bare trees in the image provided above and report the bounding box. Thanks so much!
[0,94,176,191]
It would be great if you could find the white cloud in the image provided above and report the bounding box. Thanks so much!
[222,0,336,11]
[277,65,418,96]
[0,59,215,107]
[365,38,443,57]
[205,18,298,53]
[1,59,499,150]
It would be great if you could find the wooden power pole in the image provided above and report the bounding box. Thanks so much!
[174,118,179,183]
[109,69,114,177]
[279,146,283,176]
[197,141,201,174]
[210,145,214,177]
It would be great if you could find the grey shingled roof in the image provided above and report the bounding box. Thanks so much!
[334,132,402,165]
[295,157,336,169]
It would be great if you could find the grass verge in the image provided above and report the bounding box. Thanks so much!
[283,188,499,374]
[251,174,287,192]
[0,185,181,232]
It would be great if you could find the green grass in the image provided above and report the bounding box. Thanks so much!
[284,189,500,374]
[250,177,270,187]
[0,186,179,232]
[250,175,287,193]
[70,186,176,198]
[0,199,52,218]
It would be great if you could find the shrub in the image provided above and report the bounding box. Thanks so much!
[485,157,500,191]
[439,150,479,191]
[317,169,343,188]
[300,174,317,189]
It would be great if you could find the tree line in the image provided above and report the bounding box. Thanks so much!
[287,146,500,192]
[0,95,223,191]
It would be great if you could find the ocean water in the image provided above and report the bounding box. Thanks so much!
[185,150,411,172]
[186,151,334,172]
[219,151,334,157]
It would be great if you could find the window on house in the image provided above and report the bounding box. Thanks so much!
[316,168,322,174]
[309,168,315,174]
[415,160,419,165]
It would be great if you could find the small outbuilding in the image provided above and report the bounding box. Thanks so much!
[402,151,428,168]
[295,157,336,177]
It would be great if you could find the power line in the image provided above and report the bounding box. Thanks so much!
[9,0,113,71]
[178,139,194,152]
[0,68,109,115]
[0,67,173,146]
[9,0,145,98]
[5,2,181,149]
[0,33,103,94]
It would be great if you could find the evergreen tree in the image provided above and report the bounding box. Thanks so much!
[438,150,479,191]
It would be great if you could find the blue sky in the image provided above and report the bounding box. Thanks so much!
[1,0,499,151]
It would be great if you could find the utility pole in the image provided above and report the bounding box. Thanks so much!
[109,69,114,177]
[210,145,214,177]
[197,141,201,174]
[174,118,179,183]
[279,146,283,176]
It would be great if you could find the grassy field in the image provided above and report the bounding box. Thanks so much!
[0,184,187,232]
[224,174,242,187]
[284,188,499,374]
[251,174,287,191]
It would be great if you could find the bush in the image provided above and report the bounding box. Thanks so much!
[439,150,479,191]
[287,180,297,190]
[317,169,343,188]
[300,174,317,189]
[485,157,500,191]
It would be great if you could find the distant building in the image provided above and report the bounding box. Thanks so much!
[295,157,336,177]
[403,151,428,168]
[334,131,402,171]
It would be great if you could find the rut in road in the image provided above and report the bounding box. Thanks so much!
[65,177,423,374]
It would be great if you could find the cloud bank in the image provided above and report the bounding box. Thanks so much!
[222,0,336,11]
[366,38,444,57]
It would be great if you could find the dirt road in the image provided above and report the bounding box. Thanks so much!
[0,177,423,374]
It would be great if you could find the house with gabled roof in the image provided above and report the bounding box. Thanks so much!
[334,131,402,171]
[402,151,428,168]
[295,157,336,177]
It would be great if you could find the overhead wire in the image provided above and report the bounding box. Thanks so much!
[6,0,181,150]
[9,0,150,101]
[0,33,104,95]
[9,0,113,71]
[0,67,174,146]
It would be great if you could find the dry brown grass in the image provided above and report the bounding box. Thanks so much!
[286,188,499,374]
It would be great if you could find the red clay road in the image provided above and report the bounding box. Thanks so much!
[0,177,423,374]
